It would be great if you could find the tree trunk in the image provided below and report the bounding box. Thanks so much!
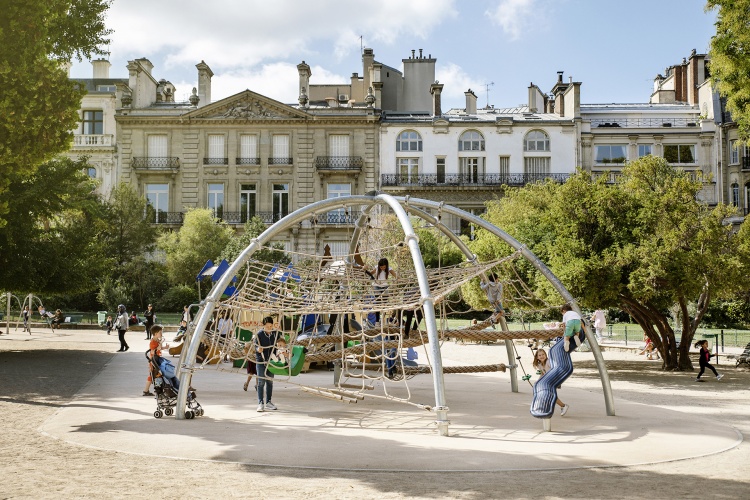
[620,297,680,370]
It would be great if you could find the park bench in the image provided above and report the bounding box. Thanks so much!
[49,314,84,329]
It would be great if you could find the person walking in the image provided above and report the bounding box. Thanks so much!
[695,339,723,382]
[115,304,130,352]
[21,306,31,334]
[143,304,155,340]
[591,309,606,341]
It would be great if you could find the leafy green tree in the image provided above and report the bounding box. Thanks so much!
[707,0,750,141]
[469,157,747,370]
[158,208,233,286]
[0,156,107,294]
[219,216,290,265]
[416,226,465,268]
[0,1,112,225]
[100,183,157,267]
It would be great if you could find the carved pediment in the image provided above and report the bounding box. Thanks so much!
[184,90,310,121]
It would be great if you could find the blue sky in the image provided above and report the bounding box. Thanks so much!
[70,0,718,110]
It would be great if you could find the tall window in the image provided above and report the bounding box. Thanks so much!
[524,157,551,178]
[207,134,225,163]
[398,158,420,183]
[272,135,290,162]
[730,139,739,164]
[595,145,627,164]
[147,135,168,157]
[208,183,224,218]
[397,130,422,152]
[436,157,446,183]
[460,157,484,183]
[239,135,258,164]
[86,167,97,178]
[638,144,652,157]
[329,134,349,156]
[498,156,510,176]
[327,183,351,222]
[146,183,169,223]
[731,183,739,207]
[458,131,484,151]
[524,130,550,151]
[663,144,695,164]
[82,110,103,134]
[240,184,256,223]
[272,183,289,221]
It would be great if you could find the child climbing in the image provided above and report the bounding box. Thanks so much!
[560,304,583,352]
[694,339,724,382]
[480,273,504,323]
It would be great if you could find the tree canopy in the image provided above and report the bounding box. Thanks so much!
[707,0,750,142]
[467,157,747,370]
[0,1,112,226]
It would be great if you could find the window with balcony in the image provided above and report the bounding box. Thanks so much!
[458,130,485,151]
[272,183,289,221]
[146,183,169,223]
[595,145,627,164]
[271,135,291,164]
[498,156,510,176]
[524,157,551,179]
[399,158,420,183]
[436,157,446,183]
[240,184,256,223]
[524,130,549,151]
[396,130,422,152]
[208,183,224,219]
[206,135,226,164]
[638,144,652,157]
[238,135,259,165]
[663,144,696,164]
[329,134,350,156]
[327,183,352,223]
[148,135,168,157]
[460,157,484,183]
[82,110,103,134]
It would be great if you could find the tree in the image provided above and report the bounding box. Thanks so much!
[707,0,750,142]
[158,208,233,286]
[219,216,290,265]
[0,156,108,294]
[100,183,158,267]
[469,157,747,370]
[0,1,112,225]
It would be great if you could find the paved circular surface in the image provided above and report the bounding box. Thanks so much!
[40,346,742,471]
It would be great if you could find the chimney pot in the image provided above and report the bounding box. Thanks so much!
[411,49,415,58]
[557,71,563,83]
[419,49,423,58]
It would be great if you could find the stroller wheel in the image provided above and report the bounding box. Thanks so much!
[185,410,194,419]
[164,408,173,416]
[154,410,163,419]
[197,409,204,417]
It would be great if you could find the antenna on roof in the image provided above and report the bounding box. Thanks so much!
[359,35,363,56]
[483,82,494,108]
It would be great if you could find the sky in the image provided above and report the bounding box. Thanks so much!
[70,0,719,111]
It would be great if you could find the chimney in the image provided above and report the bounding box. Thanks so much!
[297,61,311,100]
[136,58,154,75]
[557,71,563,83]
[91,58,111,79]
[465,89,477,114]
[431,82,444,116]
[196,60,213,108]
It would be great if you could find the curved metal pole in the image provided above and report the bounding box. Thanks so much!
[394,197,616,417]
[372,194,450,435]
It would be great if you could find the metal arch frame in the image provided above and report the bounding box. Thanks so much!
[176,193,615,428]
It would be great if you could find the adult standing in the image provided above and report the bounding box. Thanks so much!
[143,304,155,340]
[21,306,31,334]
[182,305,191,325]
[592,309,607,341]
[115,304,129,352]
[255,316,281,412]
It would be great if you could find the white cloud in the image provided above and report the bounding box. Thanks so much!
[485,0,536,41]
[436,63,486,110]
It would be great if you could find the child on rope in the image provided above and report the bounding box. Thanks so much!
[480,273,504,324]
[560,304,583,352]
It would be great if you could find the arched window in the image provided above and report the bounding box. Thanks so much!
[524,130,550,151]
[731,183,739,207]
[396,130,422,152]
[458,130,484,151]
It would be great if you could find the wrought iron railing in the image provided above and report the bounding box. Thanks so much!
[131,157,180,170]
[315,156,364,170]
[314,212,360,224]
[268,157,293,165]
[73,134,113,147]
[591,118,700,128]
[236,157,261,165]
[146,211,184,224]
[203,157,228,165]
[592,169,703,184]
[380,173,570,187]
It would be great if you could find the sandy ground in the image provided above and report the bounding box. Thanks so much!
[1,329,749,499]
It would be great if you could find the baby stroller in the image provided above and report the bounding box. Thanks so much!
[145,349,203,419]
